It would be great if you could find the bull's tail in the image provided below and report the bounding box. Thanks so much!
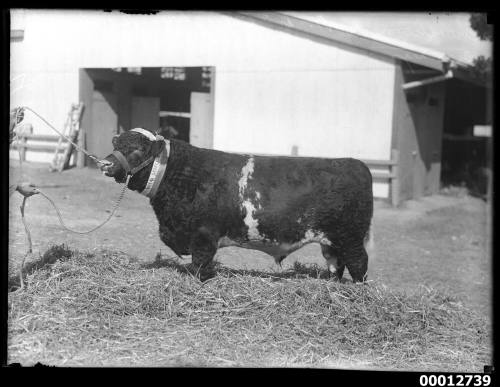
[364,218,375,263]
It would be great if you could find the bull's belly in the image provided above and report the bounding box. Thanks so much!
[217,232,331,261]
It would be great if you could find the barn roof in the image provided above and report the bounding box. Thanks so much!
[228,12,482,86]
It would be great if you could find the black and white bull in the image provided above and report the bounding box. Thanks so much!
[101,128,374,282]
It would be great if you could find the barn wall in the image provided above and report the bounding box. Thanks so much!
[392,61,446,202]
[10,10,396,197]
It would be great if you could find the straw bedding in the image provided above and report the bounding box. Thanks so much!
[8,245,491,369]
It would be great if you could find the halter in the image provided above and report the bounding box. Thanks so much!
[112,128,170,198]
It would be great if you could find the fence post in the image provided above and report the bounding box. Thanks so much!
[390,149,400,207]
[17,123,32,162]
[19,135,27,162]
[76,129,85,168]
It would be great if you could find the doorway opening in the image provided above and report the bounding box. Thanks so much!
[79,66,215,166]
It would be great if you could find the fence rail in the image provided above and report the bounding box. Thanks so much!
[11,133,67,161]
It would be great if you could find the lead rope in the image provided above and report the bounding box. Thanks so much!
[13,106,130,233]
[36,175,130,235]
[12,107,131,289]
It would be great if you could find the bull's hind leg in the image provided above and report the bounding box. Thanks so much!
[343,244,368,283]
[190,226,218,282]
[320,244,345,281]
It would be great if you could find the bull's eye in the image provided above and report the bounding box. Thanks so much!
[129,150,143,164]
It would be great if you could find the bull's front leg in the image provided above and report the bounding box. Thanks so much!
[190,225,219,282]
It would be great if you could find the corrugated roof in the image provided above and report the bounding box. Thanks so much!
[228,11,480,84]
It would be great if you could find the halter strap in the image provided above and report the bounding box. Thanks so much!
[112,150,131,175]
[110,129,170,198]
[141,140,170,198]
[130,128,157,141]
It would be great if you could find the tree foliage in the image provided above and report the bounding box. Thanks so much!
[470,56,492,84]
[469,13,493,41]
[469,14,492,84]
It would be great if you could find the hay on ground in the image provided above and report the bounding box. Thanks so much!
[8,245,492,369]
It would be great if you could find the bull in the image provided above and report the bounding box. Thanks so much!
[101,128,374,282]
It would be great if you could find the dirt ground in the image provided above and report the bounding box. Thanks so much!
[9,162,492,321]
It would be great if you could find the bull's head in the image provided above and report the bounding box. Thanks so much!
[100,129,166,192]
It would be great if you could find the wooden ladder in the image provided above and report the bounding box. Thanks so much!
[50,102,84,172]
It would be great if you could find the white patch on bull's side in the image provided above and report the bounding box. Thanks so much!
[242,199,262,239]
[238,156,264,240]
[255,191,262,209]
[238,156,254,196]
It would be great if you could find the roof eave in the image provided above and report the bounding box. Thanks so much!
[224,11,489,88]
[229,11,448,72]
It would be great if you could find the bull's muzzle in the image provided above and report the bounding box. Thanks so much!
[100,156,117,177]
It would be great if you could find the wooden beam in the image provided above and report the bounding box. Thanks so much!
[19,134,66,142]
[442,134,486,142]
[11,143,67,152]
[159,111,191,118]
[371,173,397,180]
[360,159,398,166]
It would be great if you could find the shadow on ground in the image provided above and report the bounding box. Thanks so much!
[141,254,350,283]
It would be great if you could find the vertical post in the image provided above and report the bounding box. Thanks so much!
[19,135,27,162]
[17,123,33,162]
[486,137,492,203]
[391,149,400,207]
[291,145,298,156]
[76,129,85,167]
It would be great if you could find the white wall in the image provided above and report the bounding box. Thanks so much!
[10,10,395,197]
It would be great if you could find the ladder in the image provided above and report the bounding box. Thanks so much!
[50,102,84,172]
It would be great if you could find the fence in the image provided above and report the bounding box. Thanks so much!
[11,134,67,162]
[361,149,400,207]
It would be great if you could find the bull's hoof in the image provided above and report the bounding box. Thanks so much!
[351,274,368,284]
[198,270,215,282]
[329,273,342,282]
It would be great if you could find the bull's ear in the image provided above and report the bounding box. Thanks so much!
[112,135,119,148]
[151,139,164,154]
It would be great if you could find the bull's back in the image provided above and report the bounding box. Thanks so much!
[250,156,372,210]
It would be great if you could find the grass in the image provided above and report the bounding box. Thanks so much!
[8,245,492,370]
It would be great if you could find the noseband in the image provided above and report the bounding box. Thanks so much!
[112,148,161,177]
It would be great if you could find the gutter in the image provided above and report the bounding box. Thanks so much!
[401,69,454,90]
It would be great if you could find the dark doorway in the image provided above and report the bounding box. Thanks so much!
[79,66,215,166]
[441,79,491,197]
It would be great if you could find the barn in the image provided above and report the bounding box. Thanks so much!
[9,10,491,205]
